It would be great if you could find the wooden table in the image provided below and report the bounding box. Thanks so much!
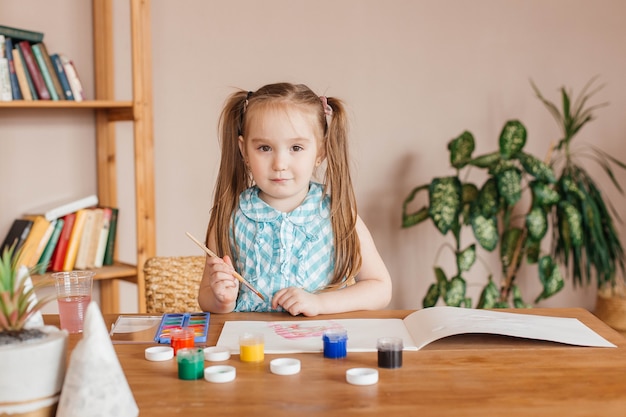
[45,308,626,417]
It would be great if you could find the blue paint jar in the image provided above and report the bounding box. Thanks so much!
[323,329,348,359]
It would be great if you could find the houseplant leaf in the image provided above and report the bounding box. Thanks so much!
[526,206,548,241]
[470,212,499,251]
[530,180,560,206]
[428,177,462,235]
[517,152,556,183]
[401,184,429,228]
[448,131,475,169]
[535,255,564,302]
[499,120,527,159]
[443,276,466,307]
[496,167,522,206]
[476,279,498,308]
[456,244,476,272]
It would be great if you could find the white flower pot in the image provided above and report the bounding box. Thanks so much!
[0,326,68,417]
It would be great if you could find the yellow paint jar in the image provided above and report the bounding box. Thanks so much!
[239,333,264,362]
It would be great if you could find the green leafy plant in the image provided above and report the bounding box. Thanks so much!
[402,78,625,309]
[532,77,625,291]
[0,243,54,336]
[403,119,562,308]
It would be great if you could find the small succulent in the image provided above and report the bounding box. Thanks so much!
[0,243,54,340]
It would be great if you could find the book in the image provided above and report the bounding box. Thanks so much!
[18,215,51,268]
[93,207,112,268]
[73,209,95,270]
[0,24,44,44]
[49,53,74,100]
[109,315,163,344]
[36,218,64,274]
[26,217,57,269]
[24,194,98,222]
[50,213,76,272]
[59,54,84,101]
[31,43,61,101]
[0,35,11,101]
[16,40,50,100]
[215,306,616,354]
[4,37,22,100]
[103,207,119,265]
[0,218,33,254]
[85,208,104,269]
[62,209,88,271]
[13,47,36,100]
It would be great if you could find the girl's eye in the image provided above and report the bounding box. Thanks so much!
[291,145,304,152]
[258,145,271,152]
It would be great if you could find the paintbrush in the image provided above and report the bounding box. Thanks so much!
[185,232,265,301]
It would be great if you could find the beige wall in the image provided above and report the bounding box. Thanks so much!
[2,0,625,313]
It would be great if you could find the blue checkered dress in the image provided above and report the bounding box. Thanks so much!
[231,182,335,312]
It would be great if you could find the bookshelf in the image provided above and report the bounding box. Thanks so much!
[0,0,155,313]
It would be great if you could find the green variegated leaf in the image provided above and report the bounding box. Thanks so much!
[517,152,556,183]
[476,178,500,217]
[469,152,501,169]
[443,276,466,307]
[559,201,583,247]
[448,131,475,169]
[470,213,499,251]
[512,285,532,308]
[434,267,447,286]
[476,279,499,308]
[423,283,440,308]
[499,120,527,159]
[462,183,479,204]
[496,168,522,206]
[457,244,476,272]
[525,239,540,264]
[560,176,585,199]
[401,184,429,228]
[500,228,523,271]
[530,180,560,206]
[535,255,564,302]
[428,177,462,235]
[526,206,548,241]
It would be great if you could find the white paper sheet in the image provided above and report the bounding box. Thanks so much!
[216,306,616,354]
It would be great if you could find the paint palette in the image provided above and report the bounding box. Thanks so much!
[154,312,210,344]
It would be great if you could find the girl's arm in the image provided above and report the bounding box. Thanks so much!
[197,231,240,313]
[273,215,392,316]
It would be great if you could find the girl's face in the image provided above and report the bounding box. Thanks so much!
[239,104,325,212]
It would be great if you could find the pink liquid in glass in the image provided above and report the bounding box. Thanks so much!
[58,295,92,333]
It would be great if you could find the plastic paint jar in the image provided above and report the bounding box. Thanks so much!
[322,329,348,359]
[177,347,205,380]
[377,337,403,369]
[170,327,195,355]
[239,333,264,362]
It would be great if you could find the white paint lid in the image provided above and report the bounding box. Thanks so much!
[144,346,174,362]
[346,368,379,385]
[204,346,231,362]
[270,358,301,375]
[204,365,237,383]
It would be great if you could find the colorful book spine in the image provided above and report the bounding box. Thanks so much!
[74,209,96,270]
[16,40,50,100]
[36,218,64,274]
[93,208,112,268]
[31,43,59,101]
[0,25,44,43]
[50,213,76,272]
[33,43,64,100]
[0,219,33,254]
[62,209,87,271]
[14,47,37,100]
[103,207,119,265]
[0,35,11,101]
[50,53,74,100]
[59,54,84,101]
[19,215,51,268]
[12,48,31,100]
[4,37,22,100]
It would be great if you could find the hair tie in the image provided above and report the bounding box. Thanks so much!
[239,91,253,136]
[320,96,333,117]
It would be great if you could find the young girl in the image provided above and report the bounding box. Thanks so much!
[198,82,391,316]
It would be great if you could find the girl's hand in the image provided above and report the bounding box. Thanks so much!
[272,287,321,317]
[205,255,239,305]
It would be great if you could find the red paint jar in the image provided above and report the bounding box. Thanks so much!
[170,327,195,355]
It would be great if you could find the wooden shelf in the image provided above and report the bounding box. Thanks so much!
[3,0,155,314]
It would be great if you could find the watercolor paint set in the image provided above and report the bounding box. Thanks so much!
[154,312,210,344]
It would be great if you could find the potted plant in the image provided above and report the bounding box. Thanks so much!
[402,78,625,311]
[532,78,626,329]
[0,243,68,417]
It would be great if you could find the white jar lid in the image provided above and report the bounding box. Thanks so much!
[144,346,174,362]
[270,358,301,375]
[204,346,231,362]
[204,365,236,383]
[346,368,379,385]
